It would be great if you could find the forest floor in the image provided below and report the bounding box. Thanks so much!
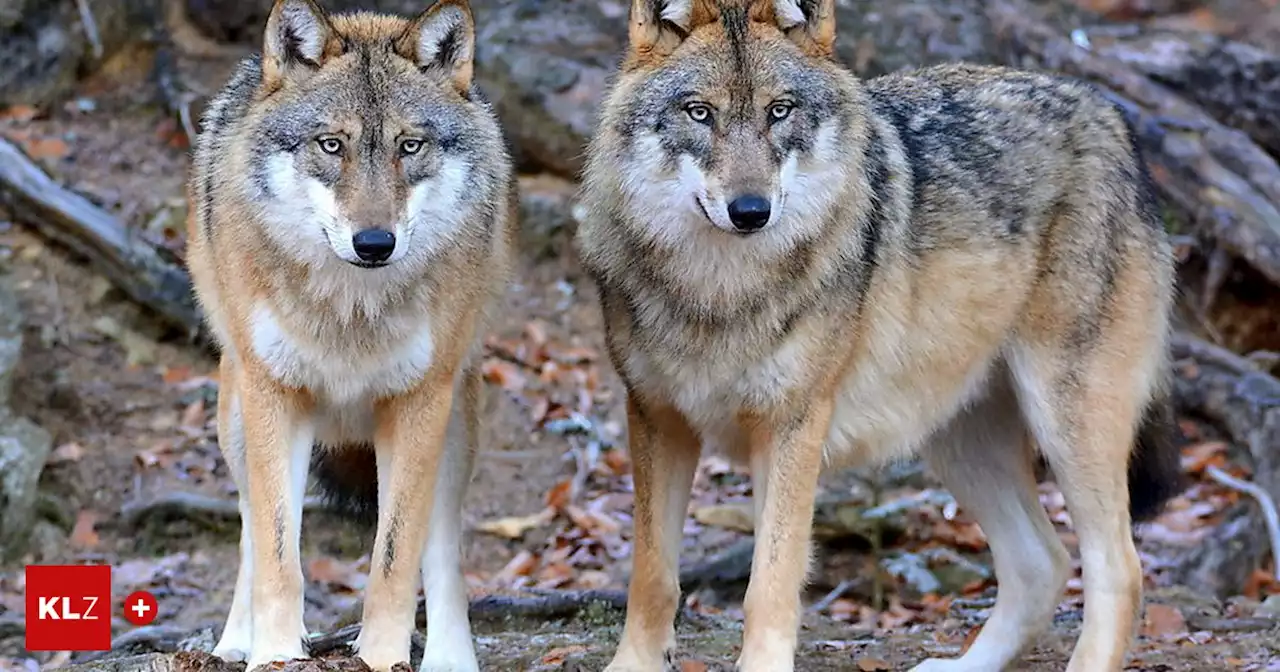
[0,33,1278,672]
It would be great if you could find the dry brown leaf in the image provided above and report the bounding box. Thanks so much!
[856,657,891,671]
[481,358,526,392]
[135,441,175,469]
[959,625,983,654]
[1141,603,1188,639]
[179,399,206,433]
[545,479,574,511]
[692,502,754,534]
[603,449,629,476]
[21,136,69,160]
[680,661,709,672]
[69,510,100,550]
[474,508,555,539]
[0,105,40,122]
[494,550,538,584]
[539,645,590,664]
[1180,440,1228,474]
[49,442,85,464]
[308,556,365,592]
[565,505,622,536]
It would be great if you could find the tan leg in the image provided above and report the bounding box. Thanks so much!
[911,379,1070,672]
[605,398,701,672]
[238,370,314,669]
[355,368,456,672]
[1008,344,1144,672]
[419,369,481,672]
[736,401,833,672]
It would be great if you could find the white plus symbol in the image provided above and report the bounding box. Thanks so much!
[131,599,151,618]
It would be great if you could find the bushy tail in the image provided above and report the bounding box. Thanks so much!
[1128,391,1185,522]
[312,445,378,528]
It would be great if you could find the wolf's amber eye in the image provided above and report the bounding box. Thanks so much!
[685,103,713,124]
[400,139,423,155]
[318,137,344,155]
[768,102,794,121]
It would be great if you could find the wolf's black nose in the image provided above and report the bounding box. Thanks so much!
[727,195,771,233]
[352,229,395,263]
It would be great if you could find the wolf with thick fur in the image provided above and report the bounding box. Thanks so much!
[575,0,1183,670]
[184,0,514,669]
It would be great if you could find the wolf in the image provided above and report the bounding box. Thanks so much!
[183,0,515,670]
[575,0,1184,670]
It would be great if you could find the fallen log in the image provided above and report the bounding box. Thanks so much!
[0,137,203,335]
[1164,333,1280,597]
[987,0,1280,293]
[1084,30,1280,158]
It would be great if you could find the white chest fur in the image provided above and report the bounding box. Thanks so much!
[248,304,436,407]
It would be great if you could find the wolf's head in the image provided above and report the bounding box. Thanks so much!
[234,0,500,270]
[591,0,861,247]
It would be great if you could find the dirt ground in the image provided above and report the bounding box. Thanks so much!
[0,50,1278,672]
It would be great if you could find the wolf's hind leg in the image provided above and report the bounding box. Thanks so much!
[1007,340,1147,672]
[910,374,1070,672]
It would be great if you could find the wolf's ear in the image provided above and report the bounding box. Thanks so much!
[263,0,335,85]
[398,0,475,94]
[772,0,836,57]
[626,0,718,65]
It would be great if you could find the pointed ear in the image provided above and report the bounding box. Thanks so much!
[262,0,336,86]
[626,0,719,66]
[397,0,475,94]
[772,0,836,58]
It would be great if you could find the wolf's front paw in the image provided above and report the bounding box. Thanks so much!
[418,646,479,672]
[601,647,673,672]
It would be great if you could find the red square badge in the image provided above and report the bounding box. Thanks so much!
[24,565,112,651]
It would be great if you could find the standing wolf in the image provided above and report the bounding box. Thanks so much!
[184,0,514,670]
[575,0,1183,670]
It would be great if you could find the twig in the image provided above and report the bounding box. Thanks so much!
[1185,615,1280,633]
[808,579,855,614]
[75,0,103,60]
[120,492,325,530]
[1205,465,1280,581]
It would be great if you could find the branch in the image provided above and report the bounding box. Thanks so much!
[987,2,1280,288]
[0,137,204,335]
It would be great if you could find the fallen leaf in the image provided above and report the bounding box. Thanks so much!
[20,137,69,160]
[1141,603,1187,638]
[680,661,709,672]
[539,645,590,664]
[179,399,206,433]
[602,449,629,476]
[692,502,754,534]
[857,657,891,671]
[161,366,194,385]
[481,358,526,391]
[545,479,574,511]
[48,442,85,464]
[69,510,101,550]
[493,550,538,584]
[135,440,176,469]
[474,508,555,539]
[959,625,983,654]
[0,105,40,122]
[1180,441,1228,475]
[308,556,366,592]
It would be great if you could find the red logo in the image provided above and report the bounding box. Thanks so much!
[24,565,112,651]
[122,591,158,626]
